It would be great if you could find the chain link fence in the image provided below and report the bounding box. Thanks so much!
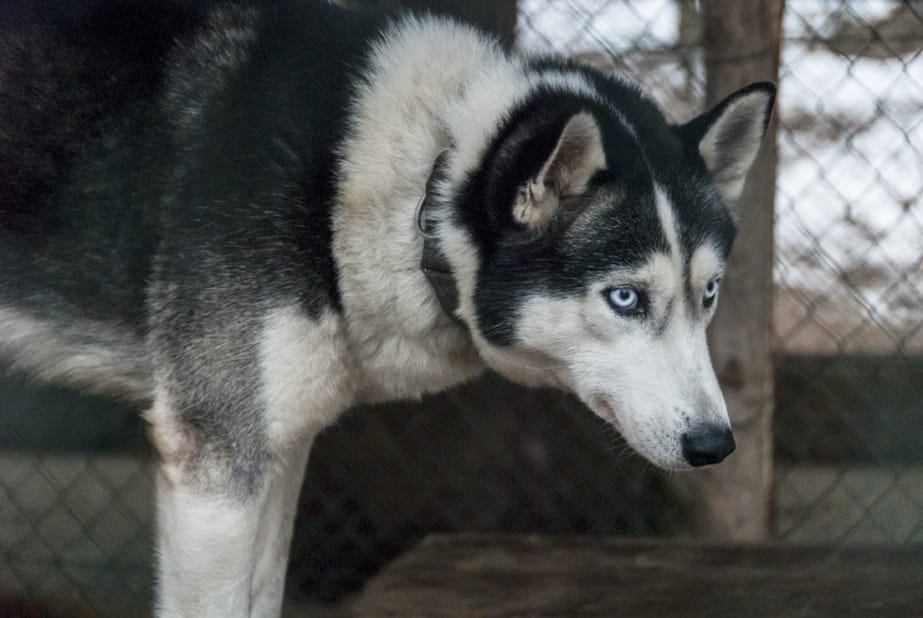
[520,0,923,544]
[771,0,923,546]
[1,0,922,614]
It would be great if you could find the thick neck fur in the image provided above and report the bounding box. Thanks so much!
[332,17,600,402]
[332,17,495,402]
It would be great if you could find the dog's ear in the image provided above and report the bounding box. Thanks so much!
[678,82,776,204]
[510,112,606,231]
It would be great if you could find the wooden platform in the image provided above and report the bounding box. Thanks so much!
[351,534,923,617]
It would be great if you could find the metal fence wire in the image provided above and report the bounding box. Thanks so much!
[1,0,922,613]
[521,0,923,543]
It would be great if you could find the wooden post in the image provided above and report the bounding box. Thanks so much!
[675,0,785,539]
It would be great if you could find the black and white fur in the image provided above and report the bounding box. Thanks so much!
[0,1,775,615]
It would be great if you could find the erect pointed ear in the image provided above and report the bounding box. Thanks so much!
[678,82,776,204]
[511,112,607,230]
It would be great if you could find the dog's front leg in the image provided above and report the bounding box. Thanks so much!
[146,303,351,616]
[154,467,262,617]
[152,443,314,617]
[145,388,295,617]
[249,442,313,616]
[149,395,320,618]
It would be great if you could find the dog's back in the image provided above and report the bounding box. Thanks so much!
[0,3,195,395]
[0,1,383,400]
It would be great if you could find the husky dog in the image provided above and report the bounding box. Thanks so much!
[0,0,774,615]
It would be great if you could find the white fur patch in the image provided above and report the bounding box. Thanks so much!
[259,306,353,447]
[653,186,687,321]
[444,60,605,183]
[0,308,151,401]
[155,479,260,616]
[689,243,725,291]
[333,17,502,402]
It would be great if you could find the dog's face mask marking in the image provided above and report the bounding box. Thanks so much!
[453,82,775,470]
[512,200,732,471]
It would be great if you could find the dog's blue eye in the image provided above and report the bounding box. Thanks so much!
[703,278,720,308]
[607,287,640,315]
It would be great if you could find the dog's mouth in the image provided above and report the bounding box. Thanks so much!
[589,397,623,433]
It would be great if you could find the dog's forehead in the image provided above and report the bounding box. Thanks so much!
[563,184,668,273]
[565,180,732,281]
[660,177,737,264]
[652,185,732,287]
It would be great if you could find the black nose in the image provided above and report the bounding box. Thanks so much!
[682,425,736,467]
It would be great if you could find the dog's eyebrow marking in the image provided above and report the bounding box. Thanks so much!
[689,243,724,288]
[687,243,725,316]
[654,186,684,318]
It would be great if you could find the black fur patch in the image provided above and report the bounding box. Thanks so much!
[0,0,385,493]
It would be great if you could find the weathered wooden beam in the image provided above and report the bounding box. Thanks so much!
[353,534,923,615]
[673,0,785,539]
